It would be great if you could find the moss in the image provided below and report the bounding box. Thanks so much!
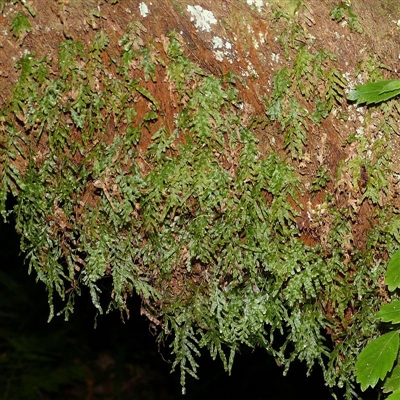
[1,16,399,399]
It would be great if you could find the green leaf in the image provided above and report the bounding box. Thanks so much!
[384,363,400,394]
[136,85,159,110]
[388,391,400,400]
[356,331,399,391]
[377,301,400,324]
[382,81,400,93]
[387,250,400,291]
[347,80,400,105]
[10,11,31,37]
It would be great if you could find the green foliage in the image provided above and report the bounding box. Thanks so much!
[0,19,398,400]
[384,365,400,399]
[266,45,346,159]
[0,118,26,220]
[356,332,399,392]
[377,300,400,324]
[387,250,400,291]
[10,11,31,38]
[311,166,330,192]
[118,21,162,83]
[355,249,400,398]
[337,125,391,208]
[348,80,400,106]
[330,2,362,33]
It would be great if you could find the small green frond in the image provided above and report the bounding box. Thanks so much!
[10,11,31,37]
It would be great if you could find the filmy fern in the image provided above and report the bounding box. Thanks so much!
[0,20,397,400]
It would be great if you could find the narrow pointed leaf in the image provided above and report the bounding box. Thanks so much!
[136,85,159,110]
[377,301,400,324]
[387,250,400,291]
[355,331,399,391]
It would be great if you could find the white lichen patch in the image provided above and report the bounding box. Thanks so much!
[212,36,234,63]
[212,36,224,49]
[213,51,224,62]
[139,2,150,18]
[246,0,264,12]
[187,5,217,32]
[245,60,259,78]
[271,52,280,63]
